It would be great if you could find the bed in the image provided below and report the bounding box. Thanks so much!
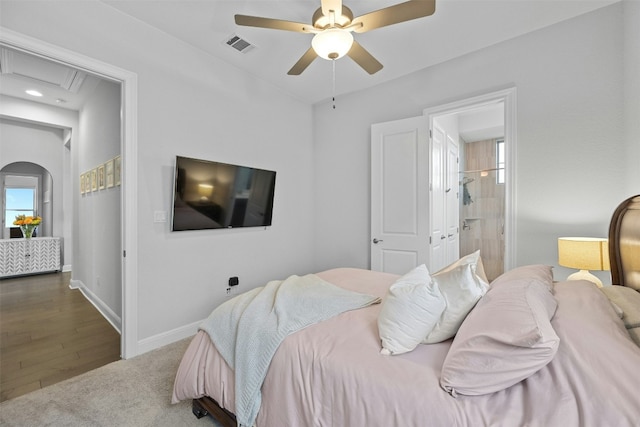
[172,196,640,426]
[602,194,640,346]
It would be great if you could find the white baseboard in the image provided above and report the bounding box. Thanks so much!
[136,321,201,356]
[70,279,122,333]
[69,278,200,358]
[62,264,72,272]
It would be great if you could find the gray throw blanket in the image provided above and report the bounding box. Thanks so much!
[199,274,381,427]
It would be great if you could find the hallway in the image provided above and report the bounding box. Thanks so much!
[0,272,120,402]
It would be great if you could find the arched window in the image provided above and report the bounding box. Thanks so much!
[3,175,38,228]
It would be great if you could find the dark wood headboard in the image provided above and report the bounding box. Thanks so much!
[608,194,640,291]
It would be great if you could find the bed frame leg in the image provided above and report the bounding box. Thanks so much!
[192,399,209,419]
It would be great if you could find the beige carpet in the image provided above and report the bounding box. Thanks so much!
[0,337,222,427]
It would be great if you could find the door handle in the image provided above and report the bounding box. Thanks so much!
[448,234,454,238]
[440,235,446,240]
[372,238,383,244]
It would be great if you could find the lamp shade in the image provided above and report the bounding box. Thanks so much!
[198,183,214,198]
[558,237,610,271]
[311,28,354,60]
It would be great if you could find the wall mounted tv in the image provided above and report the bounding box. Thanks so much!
[171,156,276,231]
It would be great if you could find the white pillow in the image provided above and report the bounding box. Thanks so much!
[422,251,490,344]
[378,265,446,355]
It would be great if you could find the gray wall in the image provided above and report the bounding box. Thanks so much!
[0,96,78,268]
[0,118,67,248]
[624,0,640,191]
[74,79,122,325]
[312,3,633,286]
[2,0,637,352]
[0,0,316,345]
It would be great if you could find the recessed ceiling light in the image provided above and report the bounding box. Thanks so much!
[26,89,43,97]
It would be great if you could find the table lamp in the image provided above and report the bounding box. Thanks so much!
[198,183,214,202]
[558,237,610,287]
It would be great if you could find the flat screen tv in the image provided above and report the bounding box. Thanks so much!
[171,156,276,231]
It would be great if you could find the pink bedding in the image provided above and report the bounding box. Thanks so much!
[172,268,640,426]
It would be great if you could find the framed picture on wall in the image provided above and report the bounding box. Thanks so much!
[91,168,98,191]
[98,164,106,190]
[85,173,91,194]
[114,155,121,186]
[106,159,114,188]
[80,173,86,194]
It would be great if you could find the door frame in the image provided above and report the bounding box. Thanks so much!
[423,87,517,272]
[1,29,140,358]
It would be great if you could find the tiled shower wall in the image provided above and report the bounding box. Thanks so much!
[460,139,505,281]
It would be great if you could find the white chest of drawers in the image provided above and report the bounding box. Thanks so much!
[0,237,62,278]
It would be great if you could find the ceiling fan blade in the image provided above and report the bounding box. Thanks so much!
[288,48,318,75]
[351,0,436,33]
[321,0,343,18]
[235,15,310,33]
[347,41,383,75]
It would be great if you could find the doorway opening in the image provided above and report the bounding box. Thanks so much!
[424,88,516,279]
[1,29,139,358]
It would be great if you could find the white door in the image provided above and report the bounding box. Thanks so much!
[429,121,446,271]
[371,116,429,274]
[431,118,460,271]
[445,134,460,264]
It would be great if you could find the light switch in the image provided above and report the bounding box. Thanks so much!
[154,211,167,223]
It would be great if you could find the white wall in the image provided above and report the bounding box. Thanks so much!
[0,96,77,268]
[623,0,640,194]
[312,3,629,285]
[74,79,122,326]
[0,120,64,234]
[0,0,316,346]
[3,1,634,351]
[0,121,63,234]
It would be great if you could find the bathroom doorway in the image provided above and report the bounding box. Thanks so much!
[425,88,516,280]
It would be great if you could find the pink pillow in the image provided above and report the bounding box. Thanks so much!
[440,265,559,396]
[490,264,554,292]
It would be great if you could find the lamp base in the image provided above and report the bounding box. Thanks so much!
[567,270,603,287]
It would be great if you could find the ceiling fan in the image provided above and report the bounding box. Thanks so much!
[235,0,436,75]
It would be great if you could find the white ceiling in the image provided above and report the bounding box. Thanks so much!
[0,46,102,111]
[0,0,619,110]
[458,102,504,142]
[101,0,618,104]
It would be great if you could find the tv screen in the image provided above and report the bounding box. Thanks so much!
[171,156,276,231]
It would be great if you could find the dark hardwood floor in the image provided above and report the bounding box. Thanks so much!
[0,272,120,402]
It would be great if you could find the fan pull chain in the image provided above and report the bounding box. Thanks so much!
[332,59,336,109]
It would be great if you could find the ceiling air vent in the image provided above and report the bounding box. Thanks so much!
[224,34,255,54]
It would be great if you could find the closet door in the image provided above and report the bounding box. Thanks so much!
[370,116,429,274]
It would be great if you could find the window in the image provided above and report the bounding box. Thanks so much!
[496,139,505,184]
[4,187,36,227]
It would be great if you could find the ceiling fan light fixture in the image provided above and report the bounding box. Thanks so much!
[311,28,353,60]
